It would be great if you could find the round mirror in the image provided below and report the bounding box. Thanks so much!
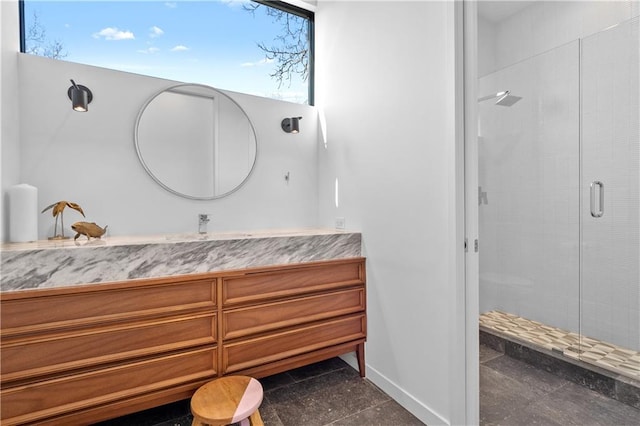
[135,83,257,200]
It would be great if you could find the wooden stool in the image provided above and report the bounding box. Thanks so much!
[191,376,264,426]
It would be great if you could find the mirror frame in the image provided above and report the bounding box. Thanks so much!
[134,83,258,200]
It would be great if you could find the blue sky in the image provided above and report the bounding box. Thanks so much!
[24,0,309,103]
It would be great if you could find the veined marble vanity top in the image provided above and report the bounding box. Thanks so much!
[0,229,361,292]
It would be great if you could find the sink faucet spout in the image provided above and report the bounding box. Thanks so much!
[198,214,210,234]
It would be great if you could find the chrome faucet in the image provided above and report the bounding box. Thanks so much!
[198,214,210,234]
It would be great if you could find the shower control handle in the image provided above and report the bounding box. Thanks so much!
[590,181,604,218]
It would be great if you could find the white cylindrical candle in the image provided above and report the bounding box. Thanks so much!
[8,184,38,242]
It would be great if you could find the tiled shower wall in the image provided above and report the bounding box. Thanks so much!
[479,1,640,77]
[479,2,640,352]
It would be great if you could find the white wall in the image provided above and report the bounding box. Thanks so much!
[316,1,464,424]
[3,43,318,240]
[0,0,21,243]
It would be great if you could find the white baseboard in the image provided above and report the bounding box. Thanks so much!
[340,353,449,425]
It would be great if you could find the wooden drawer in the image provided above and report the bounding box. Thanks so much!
[223,314,366,373]
[0,347,216,425]
[1,278,216,336]
[223,287,365,339]
[1,313,216,383]
[222,259,364,306]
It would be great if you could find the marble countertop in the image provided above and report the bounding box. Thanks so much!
[1,229,362,292]
[1,228,351,252]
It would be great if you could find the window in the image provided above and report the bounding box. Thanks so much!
[20,0,314,104]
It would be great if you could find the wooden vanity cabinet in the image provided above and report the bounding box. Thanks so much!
[220,258,367,378]
[0,257,366,425]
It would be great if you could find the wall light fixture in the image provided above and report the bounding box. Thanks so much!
[68,79,93,112]
[281,116,302,133]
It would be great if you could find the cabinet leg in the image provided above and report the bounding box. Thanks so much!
[356,342,365,377]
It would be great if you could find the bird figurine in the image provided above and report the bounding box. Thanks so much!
[71,222,108,241]
[41,201,85,239]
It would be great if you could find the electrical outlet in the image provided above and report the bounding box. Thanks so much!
[335,217,345,230]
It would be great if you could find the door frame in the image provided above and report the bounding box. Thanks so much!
[462,0,480,424]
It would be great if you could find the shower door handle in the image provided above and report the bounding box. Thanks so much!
[590,181,604,218]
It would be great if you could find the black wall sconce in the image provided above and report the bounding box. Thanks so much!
[67,79,93,112]
[281,116,302,133]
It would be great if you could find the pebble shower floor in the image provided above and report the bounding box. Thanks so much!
[480,310,640,379]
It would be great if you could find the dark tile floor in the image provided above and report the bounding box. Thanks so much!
[480,344,640,426]
[97,348,640,426]
[95,357,424,426]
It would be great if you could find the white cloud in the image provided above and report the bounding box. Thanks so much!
[241,57,274,67]
[171,45,189,52]
[93,27,135,41]
[164,2,177,8]
[138,47,160,54]
[149,26,164,38]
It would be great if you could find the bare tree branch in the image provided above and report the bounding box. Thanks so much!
[243,2,309,88]
[25,11,68,59]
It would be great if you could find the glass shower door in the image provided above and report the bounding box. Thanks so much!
[478,40,581,340]
[580,17,640,378]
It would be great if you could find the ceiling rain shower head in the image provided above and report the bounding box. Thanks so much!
[478,90,522,107]
[495,91,522,106]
